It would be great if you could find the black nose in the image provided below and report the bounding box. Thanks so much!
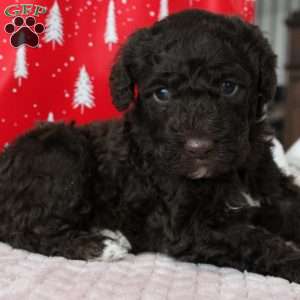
[184,138,213,157]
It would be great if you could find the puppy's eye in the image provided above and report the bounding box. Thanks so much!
[153,88,170,103]
[221,81,239,97]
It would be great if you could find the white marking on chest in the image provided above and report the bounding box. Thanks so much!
[285,241,300,252]
[241,192,261,207]
[226,191,261,211]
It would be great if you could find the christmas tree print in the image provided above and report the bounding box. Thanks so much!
[44,0,64,50]
[73,66,95,114]
[14,45,28,87]
[47,112,54,122]
[104,0,118,51]
[158,0,169,20]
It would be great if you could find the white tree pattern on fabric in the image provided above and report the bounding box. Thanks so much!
[44,0,64,50]
[73,66,95,114]
[104,0,118,51]
[189,0,193,6]
[158,0,169,20]
[47,112,54,122]
[14,45,28,87]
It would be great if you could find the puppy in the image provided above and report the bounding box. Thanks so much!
[1,9,300,283]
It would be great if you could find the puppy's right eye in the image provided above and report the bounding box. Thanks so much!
[153,88,170,103]
[221,81,239,97]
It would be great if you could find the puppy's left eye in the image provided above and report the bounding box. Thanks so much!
[221,81,239,97]
[153,88,170,103]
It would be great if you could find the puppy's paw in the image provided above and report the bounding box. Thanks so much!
[92,229,131,262]
[100,229,132,250]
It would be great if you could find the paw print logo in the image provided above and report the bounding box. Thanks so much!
[4,16,45,48]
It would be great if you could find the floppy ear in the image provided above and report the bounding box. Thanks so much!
[109,28,151,112]
[254,27,277,122]
[230,17,277,121]
[230,18,277,123]
[248,24,277,122]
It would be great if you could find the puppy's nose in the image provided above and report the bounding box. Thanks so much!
[184,138,213,157]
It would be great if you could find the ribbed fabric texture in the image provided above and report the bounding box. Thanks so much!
[0,242,300,300]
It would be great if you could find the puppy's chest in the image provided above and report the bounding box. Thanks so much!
[117,176,264,251]
[116,177,193,247]
[144,188,264,252]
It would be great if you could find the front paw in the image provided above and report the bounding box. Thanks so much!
[64,229,131,261]
[92,229,131,262]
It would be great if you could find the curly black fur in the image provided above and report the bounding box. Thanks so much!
[1,10,300,282]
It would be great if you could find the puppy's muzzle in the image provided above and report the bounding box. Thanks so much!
[184,138,214,179]
[184,138,213,159]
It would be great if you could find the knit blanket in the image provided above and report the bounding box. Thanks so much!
[1,242,300,300]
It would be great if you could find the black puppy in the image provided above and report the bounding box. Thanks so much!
[1,9,300,282]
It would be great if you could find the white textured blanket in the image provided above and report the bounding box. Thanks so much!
[0,242,300,300]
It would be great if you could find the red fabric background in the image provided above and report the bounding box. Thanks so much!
[0,0,255,148]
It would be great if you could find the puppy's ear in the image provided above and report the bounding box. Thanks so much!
[232,18,277,105]
[247,24,277,121]
[109,29,151,111]
[254,27,277,120]
[231,17,277,122]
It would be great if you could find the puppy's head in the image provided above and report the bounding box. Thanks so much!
[110,10,276,179]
